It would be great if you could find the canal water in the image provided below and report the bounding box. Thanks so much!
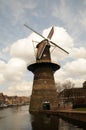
[0,105,85,130]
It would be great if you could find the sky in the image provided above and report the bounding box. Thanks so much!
[0,0,86,96]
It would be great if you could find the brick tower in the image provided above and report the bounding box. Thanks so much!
[25,25,69,113]
[27,39,60,113]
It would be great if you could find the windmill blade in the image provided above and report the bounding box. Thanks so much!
[24,24,45,39]
[37,42,47,59]
[47,26,69,54]
[50,46,68,61]
[50,40,69,54]
[47,26,54,40]
[24,24,69,54]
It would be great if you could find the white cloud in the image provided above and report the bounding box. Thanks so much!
[10,32,44,64]
[6,58,26,80]
[10,26,74,63]
[47,26,73,61]
[43,26,74,49]
[72,78,85,88]
[0,58,32,96]
[0,58,27,82]
[5,81,32,96]
[64,58,86,77]
[55,58,86,87]
[0,74,5,85]
[0,26,85,95]
[70,47,86,59]
[2,46,10,53]
[55,68,67,82]
[0,60,6,73]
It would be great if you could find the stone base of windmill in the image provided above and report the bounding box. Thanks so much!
[29,90,58,114]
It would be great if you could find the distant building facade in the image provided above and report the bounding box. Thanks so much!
[0,93,30,107]
[58,81,86,108]
[83,81,86,89]
[0,93,5,105]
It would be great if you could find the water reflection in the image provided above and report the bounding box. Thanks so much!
[31,113,85,130]
[0,106,32,130]
[0,105,85,130]
[31,114,59,130]
[59,118,84,130]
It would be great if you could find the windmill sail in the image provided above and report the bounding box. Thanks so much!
[47,26,54,40]
[36,41,47,59]
[50,41,69,54]
[24,24,69,55]
[24,24,45,39]
[36,26,55,59]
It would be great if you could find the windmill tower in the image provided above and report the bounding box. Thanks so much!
[25,25,69,113]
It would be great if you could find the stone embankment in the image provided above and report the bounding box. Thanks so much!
[57,110,86,123]
[30,109,86,124]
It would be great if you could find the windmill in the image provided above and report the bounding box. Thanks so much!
[24,24,69,113]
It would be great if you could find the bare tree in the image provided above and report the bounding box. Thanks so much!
[55,82,64,93]
[56,80,75,92]
[62,80,75,89]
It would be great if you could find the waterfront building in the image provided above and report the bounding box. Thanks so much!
[0,93,30,107]
[0,93,5,105]
[58,81,86,108]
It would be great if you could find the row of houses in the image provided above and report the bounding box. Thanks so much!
[58,81,86,108]
[0,93,30,107]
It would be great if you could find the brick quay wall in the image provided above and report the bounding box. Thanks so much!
[31,110,86,124]
[57,110,86,123]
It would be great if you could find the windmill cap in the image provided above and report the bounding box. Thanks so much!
[36,39,50,48]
